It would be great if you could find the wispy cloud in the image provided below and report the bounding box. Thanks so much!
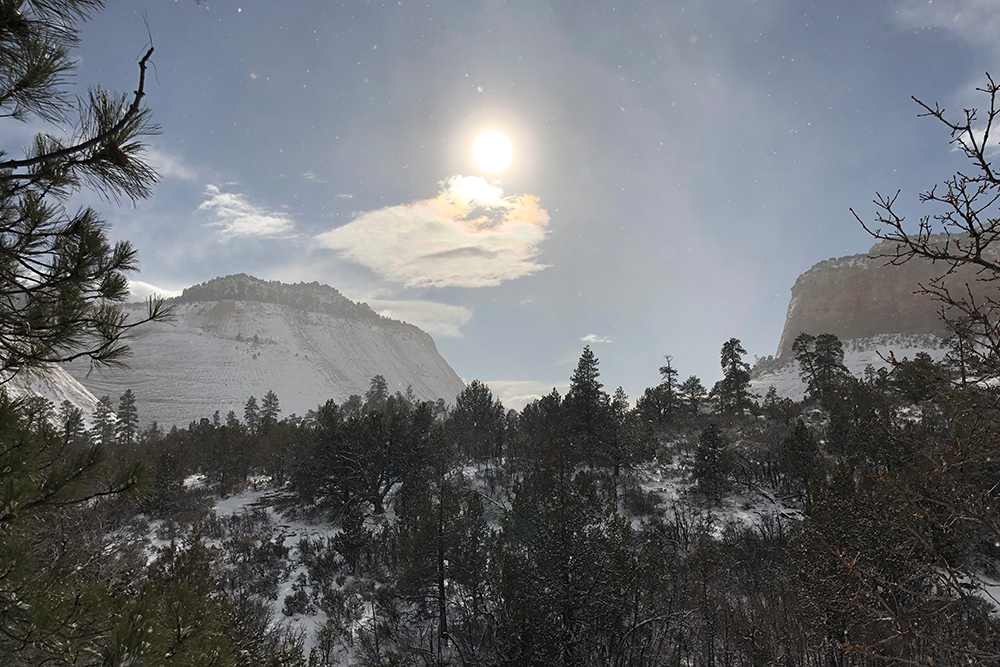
[145,146,197,181]
[198,184,296,240]
[581,333,613,344]
[303,171,327,183]
[367,299,473,337]
[335,193,354,199]
[128,279,183,302]
[896,0,1000,56]
[314,175,550,288]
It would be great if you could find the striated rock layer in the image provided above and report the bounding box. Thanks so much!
[63,275,466,428]
[775,238,997,359]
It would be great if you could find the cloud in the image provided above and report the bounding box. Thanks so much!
[367,299,473,338]
[198,184,296,240]
[581,333,613,344]
[128,279,183,302]
[314,175,550,288]
[145,146,197,181]
[896,0,1000,55]
[335,193,353,199]
[954,126,1000,156]
[303,171,327,183]
[481,380,571,410]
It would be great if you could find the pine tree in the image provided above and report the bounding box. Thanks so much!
[943,316,976,387]
[260,389,281,432]
[0,16,170,658]
[606,386,649,497]
[794,332,849,402]
[365,374,389,411]
[657,355,680,419]
[891,351,941,402]
[116,388,138,448]
[244,395,259,434]
[90,394,116,448]
[0,1,168,383]
[564,345,610,464]
[450,379,505,462]
[58,399,86,448]
[715,338,752,415]
[679,375,707,416]
[693,424,734,503]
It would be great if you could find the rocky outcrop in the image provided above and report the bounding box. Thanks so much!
[62,275,467,427]
[775,238,997,359]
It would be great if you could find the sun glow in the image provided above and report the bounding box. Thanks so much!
[473,131,513,173]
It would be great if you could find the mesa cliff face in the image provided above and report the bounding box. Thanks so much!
[775,239,996,359]
[62,275,466,427]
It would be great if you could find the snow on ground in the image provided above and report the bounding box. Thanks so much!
[632,451,802,539]
[144,477,349,656]
[751,333,948,401]
[152,457,803,659]
[208,484,345,652]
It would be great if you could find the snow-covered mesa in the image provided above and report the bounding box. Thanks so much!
[62,275,467,428]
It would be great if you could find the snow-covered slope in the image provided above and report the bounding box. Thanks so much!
[5,364,100,414]
[750,333,947,401]
[63,275,466,427]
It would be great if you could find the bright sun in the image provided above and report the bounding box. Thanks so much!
[473,131,513,173]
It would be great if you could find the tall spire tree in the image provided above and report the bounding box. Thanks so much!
[565,345,610,465]
[715,338,752,415]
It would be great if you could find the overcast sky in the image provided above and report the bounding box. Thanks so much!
[49,0,1000,407]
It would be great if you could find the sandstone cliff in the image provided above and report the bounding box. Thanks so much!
[775,238,997,359]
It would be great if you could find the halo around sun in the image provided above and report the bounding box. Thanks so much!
[473,131,513,173]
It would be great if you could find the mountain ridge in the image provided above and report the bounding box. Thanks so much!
[63,275,467,427]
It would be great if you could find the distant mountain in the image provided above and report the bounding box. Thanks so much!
[752,238,975,399]
[775,237,994,359]
[62,275,466,427]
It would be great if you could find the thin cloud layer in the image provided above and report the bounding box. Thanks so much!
[581,334,613,344]
[482,379,571,410]
[896,0,1000,56]
[199,185,296,240]
[315,176,550,288]
[367,299,473,338]
[144,146,197,182]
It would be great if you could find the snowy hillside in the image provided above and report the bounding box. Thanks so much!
[63,275,466,427]
[5,364,100,414]
[751,333,948,401]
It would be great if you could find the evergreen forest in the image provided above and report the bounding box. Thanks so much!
[5,2,1000,666]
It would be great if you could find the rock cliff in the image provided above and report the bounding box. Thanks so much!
[775,238,997,359]
[62,275,466,427]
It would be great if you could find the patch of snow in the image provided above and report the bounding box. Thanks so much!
[5,364,99,416]
[751,333,948,401]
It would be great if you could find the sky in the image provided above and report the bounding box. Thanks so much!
[34,0,1000,408]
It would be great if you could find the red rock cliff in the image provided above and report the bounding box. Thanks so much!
[775,238,998,358]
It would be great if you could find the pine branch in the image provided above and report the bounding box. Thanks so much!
[0,46,154,174]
